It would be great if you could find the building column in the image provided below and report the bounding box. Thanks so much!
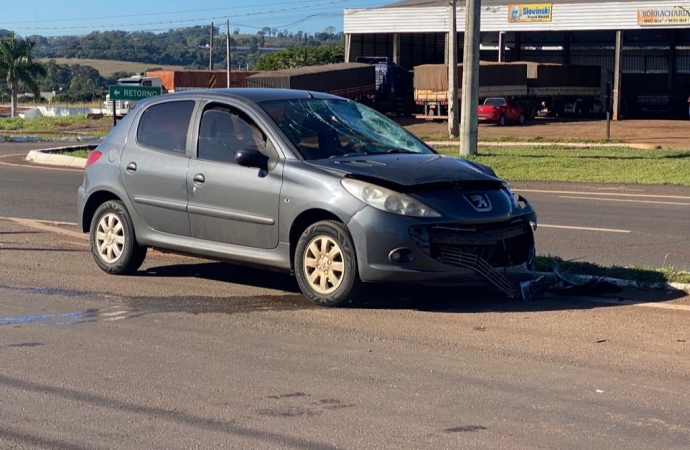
[498,31,506,62]
[344,33,352,62]
[668,29,676,91]
[613,30,624,120]
[393,33,401,65]
[515,32,522,61]
[563,32,570,64]
[444,32,449,64]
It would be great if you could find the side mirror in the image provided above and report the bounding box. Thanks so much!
[235,146,269,170]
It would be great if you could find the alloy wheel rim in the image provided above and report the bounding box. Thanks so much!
[303,235,345,294]
[96,213,125,264]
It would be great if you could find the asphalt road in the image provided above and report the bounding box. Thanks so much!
[1,143,690,449]
[1,218,689,449]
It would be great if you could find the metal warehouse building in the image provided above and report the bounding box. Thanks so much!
[343,0,690,118]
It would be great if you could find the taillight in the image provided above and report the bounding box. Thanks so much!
[85,150,102,168]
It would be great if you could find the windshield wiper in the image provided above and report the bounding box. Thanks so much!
[330,152,370,158]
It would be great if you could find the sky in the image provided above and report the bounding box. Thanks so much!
[0,0,394,37]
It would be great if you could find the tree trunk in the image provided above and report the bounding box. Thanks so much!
[11,89,18,118]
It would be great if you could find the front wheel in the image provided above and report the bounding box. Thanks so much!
[294,221,361,307]
[90,200,147,275]
[497,115,506,126]
[518,113,525,125]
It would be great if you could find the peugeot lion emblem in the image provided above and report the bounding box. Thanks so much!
[464,194,492,212]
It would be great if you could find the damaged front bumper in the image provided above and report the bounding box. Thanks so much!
[348,204,537,295]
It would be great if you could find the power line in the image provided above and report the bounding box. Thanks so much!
[2,0,388,33]
[0,0,350,25]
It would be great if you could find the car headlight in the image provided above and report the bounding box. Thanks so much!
[341,179,441,218]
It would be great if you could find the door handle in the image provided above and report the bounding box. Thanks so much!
[126,162,137,173]
[193,173,206,185]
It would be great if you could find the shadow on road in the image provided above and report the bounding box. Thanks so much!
[138,261,687,315]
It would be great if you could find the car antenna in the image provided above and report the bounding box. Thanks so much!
[306,91,314,99]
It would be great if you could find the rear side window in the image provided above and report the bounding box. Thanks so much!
[485,98,506,107]
[137,101,194,153]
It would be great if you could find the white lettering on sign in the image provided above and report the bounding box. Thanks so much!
[124,89,159,98]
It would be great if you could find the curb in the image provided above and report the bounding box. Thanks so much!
[24,144,96,169]
[536,272,690,295]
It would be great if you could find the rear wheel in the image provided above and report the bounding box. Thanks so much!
[294,221,361,307]
[90,200,147,275]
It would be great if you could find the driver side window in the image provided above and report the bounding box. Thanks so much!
[197,105,272,164]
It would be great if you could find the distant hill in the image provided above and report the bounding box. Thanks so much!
[39,58,186,78]
[24,27,343,70]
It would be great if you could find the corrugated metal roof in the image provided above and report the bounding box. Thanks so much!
[383,0,650,7]
[345,1,690,33]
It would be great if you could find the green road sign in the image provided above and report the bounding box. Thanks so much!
[109,85,162,101]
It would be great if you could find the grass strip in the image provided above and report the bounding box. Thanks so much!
[0,115,110,133]
[435,145,690,186]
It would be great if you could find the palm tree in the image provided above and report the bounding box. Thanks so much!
[0,33,46,117]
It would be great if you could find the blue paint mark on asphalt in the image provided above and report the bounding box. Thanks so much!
[40,321,77,327]
[0,311,97,327]
[0,284,89,298]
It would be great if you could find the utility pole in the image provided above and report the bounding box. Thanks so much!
[209,22,214,71]
[226,19,231,88]
[612,30,623,120]
[447,0,459,137]
[459,0,481,156]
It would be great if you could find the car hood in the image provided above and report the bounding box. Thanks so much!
[305,154,500,189]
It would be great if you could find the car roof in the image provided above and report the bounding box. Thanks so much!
[160,88,346,104]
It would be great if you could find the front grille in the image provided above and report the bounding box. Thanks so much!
[410,219,534,267]
[428,221,528,246]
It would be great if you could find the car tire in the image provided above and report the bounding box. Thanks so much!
[498,115,506,126]
[89,200,147,275]
[294,220,361,307]
[518,113,525,125]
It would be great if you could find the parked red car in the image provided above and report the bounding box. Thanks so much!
[478,97,526,126]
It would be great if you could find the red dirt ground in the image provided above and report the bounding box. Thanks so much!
[399,118,690,150]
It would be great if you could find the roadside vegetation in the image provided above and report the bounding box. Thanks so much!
[435,145,690,186]
[0,115,110,136]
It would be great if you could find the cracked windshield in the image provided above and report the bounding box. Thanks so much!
[260,98,434,160]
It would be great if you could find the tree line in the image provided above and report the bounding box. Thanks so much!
[0,27,345,114]
[19,26,343,68]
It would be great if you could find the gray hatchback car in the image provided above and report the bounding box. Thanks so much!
[78,88,537,306]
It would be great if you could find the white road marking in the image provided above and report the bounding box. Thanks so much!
[559,196,690,206]
[576,297,690,312]
[35,219,78,226]
[539,224,632,233]
[103,316,127,322]
[1,215,187,258]
[518,189,690,200]
[0,217,87,240]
